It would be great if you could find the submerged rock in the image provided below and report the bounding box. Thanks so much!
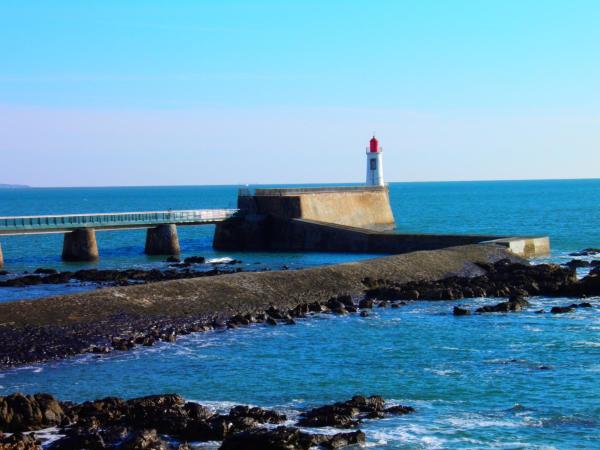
[476,295,530,313]
[550,306,576,314]
[569,248,600,257]
[453,306,470,316]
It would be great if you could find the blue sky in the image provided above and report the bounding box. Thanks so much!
[1,1,599,186]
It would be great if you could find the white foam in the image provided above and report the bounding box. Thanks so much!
[206,257,235,264]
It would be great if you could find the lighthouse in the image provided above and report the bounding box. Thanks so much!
[365,135,384,186]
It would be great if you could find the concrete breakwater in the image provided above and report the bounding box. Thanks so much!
[0,244,522,366]
[214,186,550,258]
[2,243,597,369]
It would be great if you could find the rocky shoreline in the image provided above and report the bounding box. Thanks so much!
[0,392,413,449]
[0,257,246,289]
[0,245,598,369]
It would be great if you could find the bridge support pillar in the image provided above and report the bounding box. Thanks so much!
[62,229,99,262]
[145,224,180,256]
[0,241,3,268]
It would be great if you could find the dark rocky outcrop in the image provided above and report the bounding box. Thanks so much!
[297,395,413,428]
[453,306,470,316]
[476,295,530,313]
[0,265,243,289]
[219,427,365,450]
[0,432,41,450]
[0,393,71,432]
[564,259,590,269]
[365,259,579,301]
[569,248,600,257]
[0,393,407,450]
[551,306,576,314]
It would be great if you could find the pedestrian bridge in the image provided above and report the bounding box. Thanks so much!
[0,209,239,265]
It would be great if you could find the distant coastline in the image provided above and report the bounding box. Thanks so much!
[0,184,29,189]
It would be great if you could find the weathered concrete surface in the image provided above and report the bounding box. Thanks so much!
[62,229,99,262]
[483,237,551,258]
[215,217,550,258]
[215,186,550,257]
[242,186,395,231]
[144,224,181,255]
[0,244,523,329]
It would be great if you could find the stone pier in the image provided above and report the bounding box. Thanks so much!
[145,224,180,256]
[62,229,99,262]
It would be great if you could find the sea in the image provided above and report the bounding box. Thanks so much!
[0,179,599,449]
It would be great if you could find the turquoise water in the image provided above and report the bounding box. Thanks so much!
[0,180,599,448]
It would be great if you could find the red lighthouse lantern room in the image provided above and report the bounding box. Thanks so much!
[369,136,379,153]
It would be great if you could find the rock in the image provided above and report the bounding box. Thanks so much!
[219,426,309,450]
[550,306,576,314]
[183,256,206,264]
[326,298,345,310]
[359,311,369,317]
[385,405,416,415]
[0,393,70,432]
[50,428,107,450]
[453,306,470,316]
[33,268,58,275]
[228,406,286,424]
[0,432,41,450]
[73,396,128,425]
[265,317,277,326]
[297,395,400,428]
[358,298,373,309]
[165,257,180,263]
[569,248,600,256]
[591,260,600,267]
[401,289,420,300]
[126,395,188,435]
[308,302,326,313]
[265,307,284,320]
[565,259,590,269]
[311,430,366,449]
[120,429,170,450]
[476,295,530,313]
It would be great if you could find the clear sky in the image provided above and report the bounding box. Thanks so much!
[1,0,599,187]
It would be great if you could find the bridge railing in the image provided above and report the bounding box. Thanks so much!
[0,209,239,232]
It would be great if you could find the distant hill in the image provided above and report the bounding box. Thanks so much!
[0,184,30,188]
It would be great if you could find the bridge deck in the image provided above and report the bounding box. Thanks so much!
[0,209,239,235]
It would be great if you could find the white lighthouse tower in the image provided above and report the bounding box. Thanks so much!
[365,135,384,186]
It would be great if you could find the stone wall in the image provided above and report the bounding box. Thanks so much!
[240,186,395,231]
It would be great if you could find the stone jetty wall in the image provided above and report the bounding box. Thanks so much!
[215,186,550,258]
[0,244,519,329]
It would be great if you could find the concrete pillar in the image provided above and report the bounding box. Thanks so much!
[62,229,99,262]
[0,241,3,268]
[145,224,180,255]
